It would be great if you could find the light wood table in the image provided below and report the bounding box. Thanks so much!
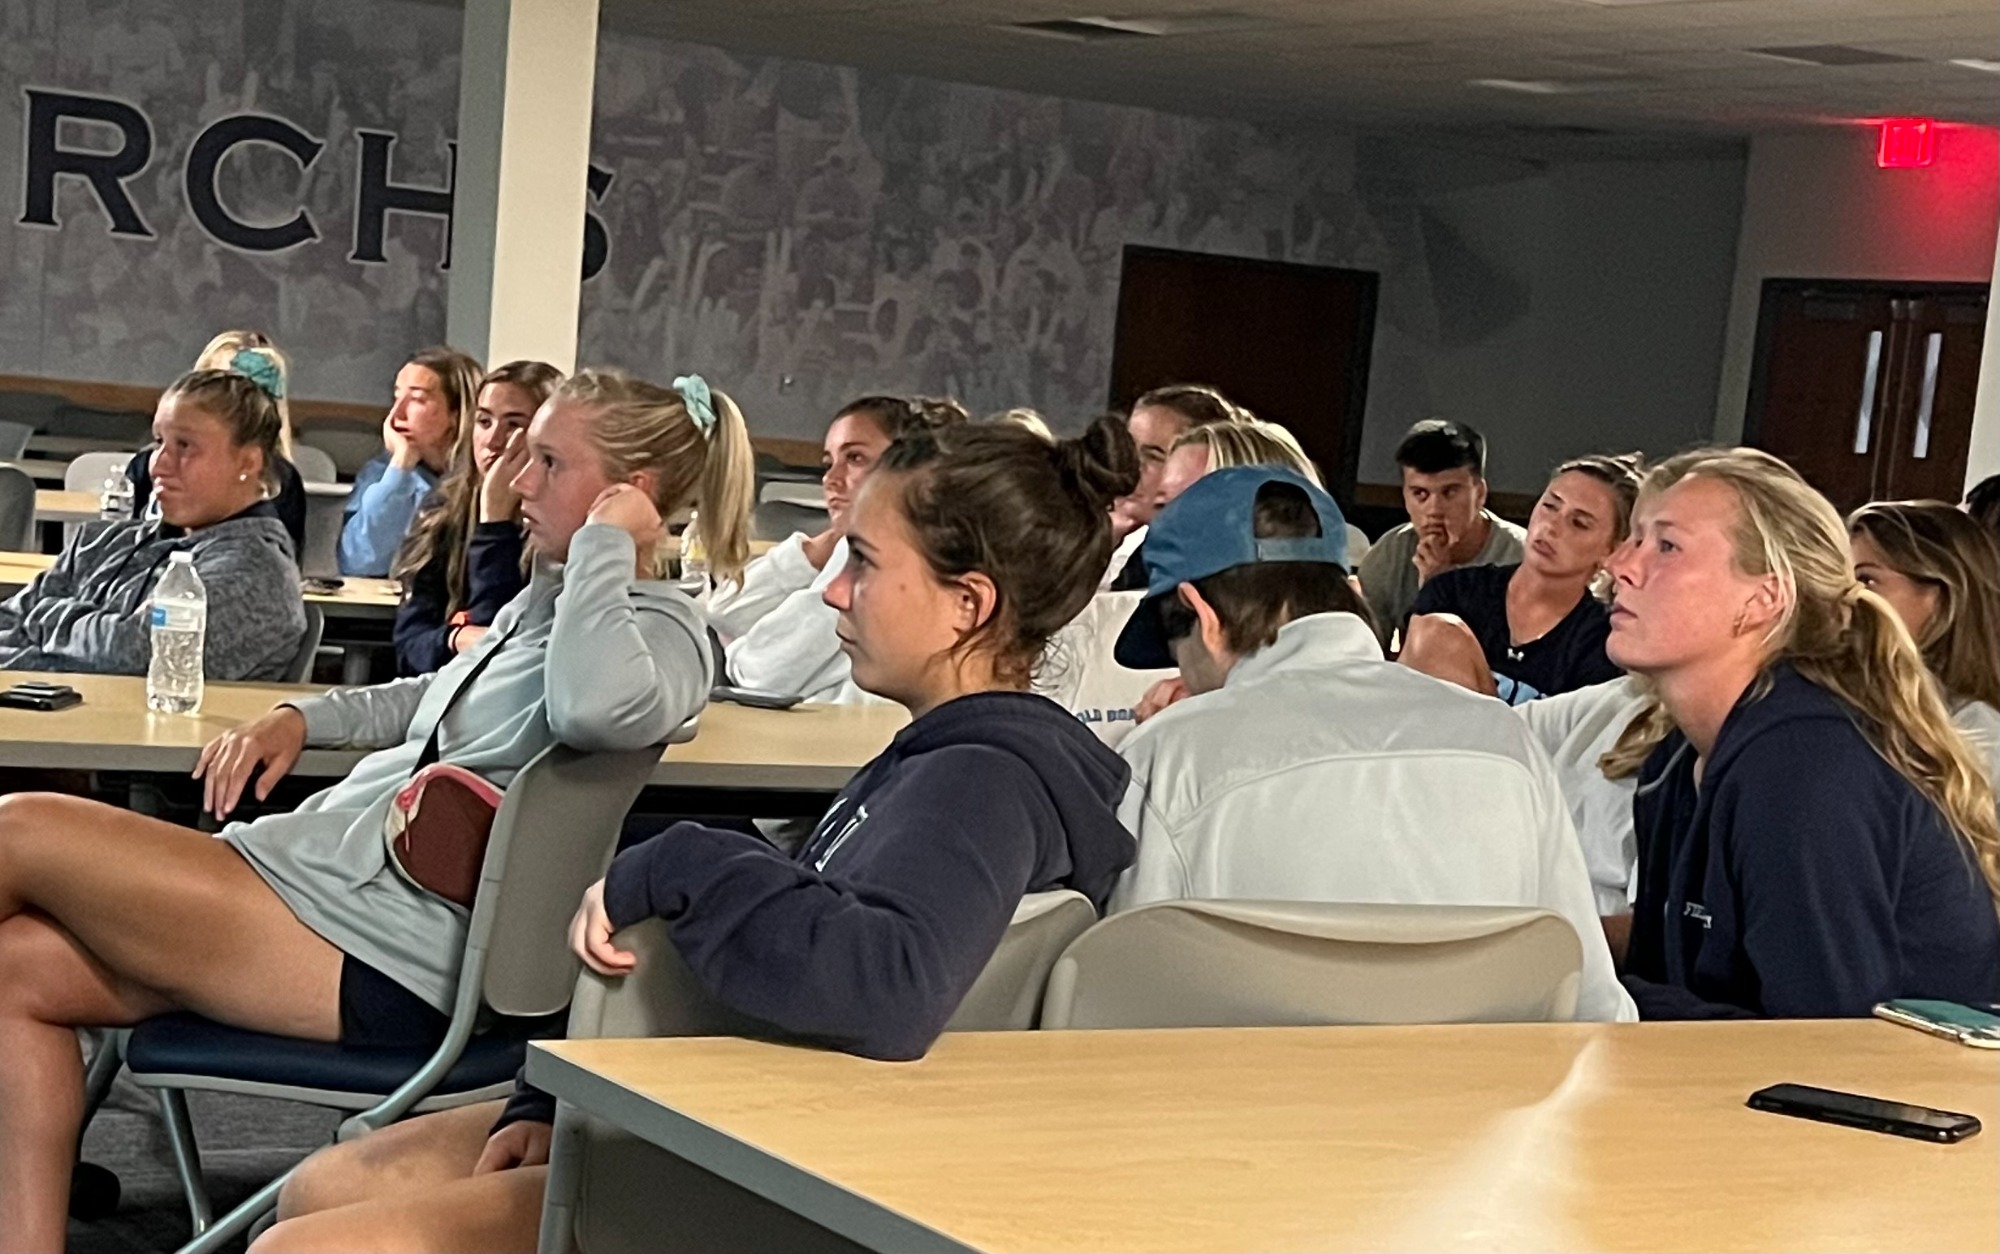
[0,550,399,619]
[0,670,904,789]
[0,670,358,775]
[531,1021,2000,1253]
[33,488,101,524]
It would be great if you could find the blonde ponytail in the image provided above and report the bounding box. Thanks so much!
[696,389,756,585]
[1802,588,2000,906]
[554,368,756,585]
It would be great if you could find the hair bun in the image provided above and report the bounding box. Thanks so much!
[1053,412,1140,514]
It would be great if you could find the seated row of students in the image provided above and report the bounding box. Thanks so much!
[0,368,753,1250]
[234,409,1152,1253]
[0,366,306,679]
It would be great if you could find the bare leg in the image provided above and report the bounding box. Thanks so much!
[0,792,345,1250]
[276,1100,504,1222]
[253,1166,546,1254]
[1398,613,1498,697]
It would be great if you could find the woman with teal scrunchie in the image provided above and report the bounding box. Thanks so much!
[127,331,310,556]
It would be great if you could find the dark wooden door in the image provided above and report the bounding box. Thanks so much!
[1109,246,1377,505]
[1875,291,1988,504]
[1745,280,1988,514]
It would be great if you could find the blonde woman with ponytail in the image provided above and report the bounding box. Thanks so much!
[1604,448,2000,1019]
[0,369,732,1248]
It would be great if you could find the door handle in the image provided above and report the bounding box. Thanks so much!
[1912,332,1942,460]
[1853,329,1884,455]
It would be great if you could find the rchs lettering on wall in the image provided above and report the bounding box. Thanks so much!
[18,89,614,279]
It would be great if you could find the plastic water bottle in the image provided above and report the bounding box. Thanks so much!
[99,470,134,520]
[147,553,207,714]
[679,510,709,597]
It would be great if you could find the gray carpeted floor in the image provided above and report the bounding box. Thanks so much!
[71,1071,341,1254]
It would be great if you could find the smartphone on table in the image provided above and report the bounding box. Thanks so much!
[710,685,804,710]
[1873,999,2000,1048]
[0,681,83,711]
[1747,1083,1981,1143]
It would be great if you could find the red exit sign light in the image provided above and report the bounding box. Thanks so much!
[1877,119,1936,168]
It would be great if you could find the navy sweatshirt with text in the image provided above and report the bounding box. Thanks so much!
[495,690,1134,1130]
[1624,665,2000,1019]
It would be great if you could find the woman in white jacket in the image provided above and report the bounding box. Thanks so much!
[0,369,754,1249]
[709,395,965,702]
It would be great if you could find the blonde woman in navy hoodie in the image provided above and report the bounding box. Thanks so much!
[256,417,1142,1253]
[1604,449,2000,1019]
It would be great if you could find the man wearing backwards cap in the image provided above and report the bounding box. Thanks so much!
[1107,466,1634,1023]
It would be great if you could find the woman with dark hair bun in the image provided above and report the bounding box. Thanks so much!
[255,413,1144,1254]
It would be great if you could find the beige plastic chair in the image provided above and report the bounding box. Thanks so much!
[1040,900,1583,1030]
[539,890,1096,1254]
[289,442,338,484]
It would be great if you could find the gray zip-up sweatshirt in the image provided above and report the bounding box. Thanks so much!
[0,504,305,681]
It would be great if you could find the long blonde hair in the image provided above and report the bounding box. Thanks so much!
[194,330,292,458]
[1601,448,2000,904]
[556,369,756,583]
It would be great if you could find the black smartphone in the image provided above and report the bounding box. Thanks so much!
[710,684,804,710]
[1748,1083,1981,1143]
[0,682,82,711]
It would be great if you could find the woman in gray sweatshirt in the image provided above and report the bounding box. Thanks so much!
[0,367,305,679]
[0,369,756,1250]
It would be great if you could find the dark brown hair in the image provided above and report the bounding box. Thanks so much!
[876,414,1140,684]
[1133,383,1245,432]
[838,394,970,441]
[1849,499,2000,711]
[160,369,283,495]
[393,360,564,613]
[1967,475,2000,546]
[1158,481,1376,656]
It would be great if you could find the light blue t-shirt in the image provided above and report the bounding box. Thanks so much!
[338,450,440,576]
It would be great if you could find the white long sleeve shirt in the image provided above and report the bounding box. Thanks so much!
[1515,676,1652,916]
[709,533,884,705]
[1112,612,1636,1023]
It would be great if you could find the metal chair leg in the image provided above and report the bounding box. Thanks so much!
[80,1029,127,1124]
[174,1172,290,1254]
[156,1088,212,1237]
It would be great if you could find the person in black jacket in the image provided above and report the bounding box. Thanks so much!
[256,416,1144,1253]
[1406,454,1641,703]
[1601,448,2000,1020]
[390,361,562,675]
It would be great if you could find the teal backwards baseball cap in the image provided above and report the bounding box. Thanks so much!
[1113,466,1348,671]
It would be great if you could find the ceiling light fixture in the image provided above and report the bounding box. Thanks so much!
[1948,58,2000,74]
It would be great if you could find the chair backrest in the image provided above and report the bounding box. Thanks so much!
[0,391,65,427]
[65,450,132,494]
[468,742,666,1017]
[284,602,325,684]
[47,404,148,444]
[0,466,36,552]
[568,890,1098,1042]
[0,420,32,461]
[945,890,1096,1030]
[1041,900,1583,1029]
[299,493,343,578]
[290,442,339,484]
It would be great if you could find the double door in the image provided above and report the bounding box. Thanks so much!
[1745,280,1986,514]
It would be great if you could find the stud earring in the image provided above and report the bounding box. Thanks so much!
[238,473,249,482]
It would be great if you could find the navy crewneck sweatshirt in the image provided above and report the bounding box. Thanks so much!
[1624,665,2000,1019]
[495,690,1135,1130]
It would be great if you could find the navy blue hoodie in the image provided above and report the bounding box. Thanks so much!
[493,690,1135,1130]
[1624,665,2000,1019]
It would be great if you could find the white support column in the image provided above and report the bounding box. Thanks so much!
[446,0,600,371]
[1967,220,2000,493]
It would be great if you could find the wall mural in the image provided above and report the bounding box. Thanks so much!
[4,0,1732,479]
